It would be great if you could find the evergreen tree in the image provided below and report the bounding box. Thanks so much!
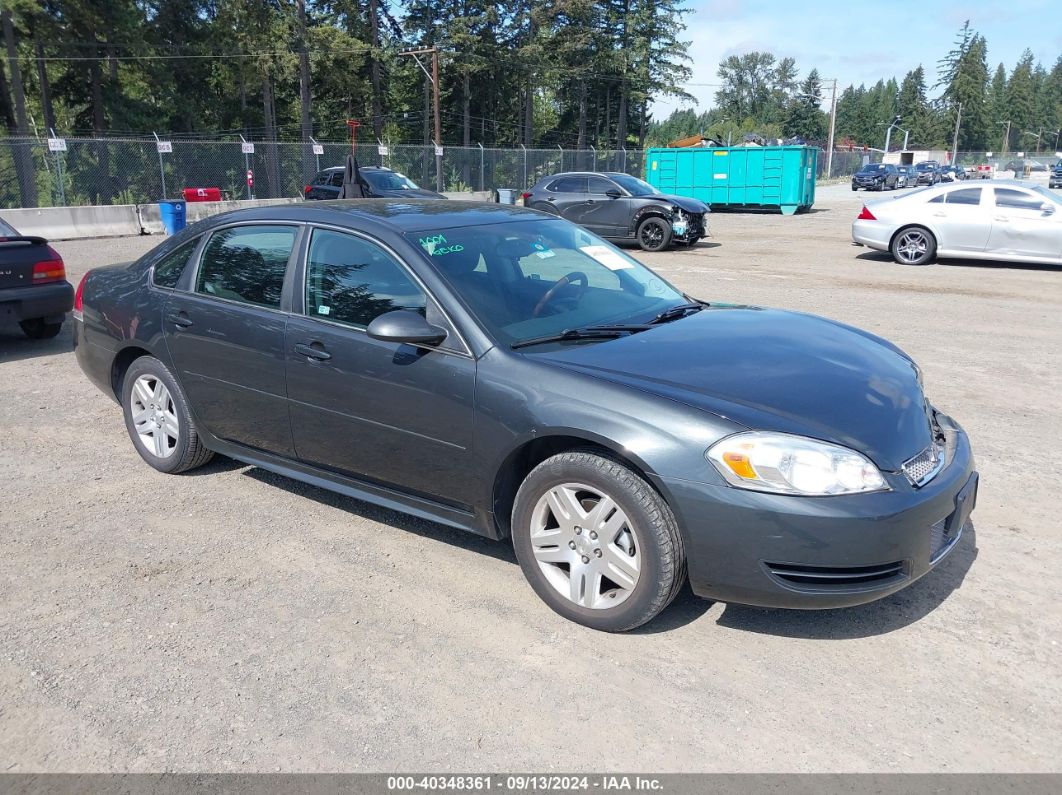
[1006,50,1037,151]
[783,68,826,140]
[937,22,989,151]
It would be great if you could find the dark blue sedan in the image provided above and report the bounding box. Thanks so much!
[73,201,976,631]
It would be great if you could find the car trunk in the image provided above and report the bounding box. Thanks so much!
[0,236,59,289]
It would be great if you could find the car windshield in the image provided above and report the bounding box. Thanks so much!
[405,219,685,347]
[608,175,661,196]
[363,170,421,191]
[916,164,932,171]
[859,165,884,172]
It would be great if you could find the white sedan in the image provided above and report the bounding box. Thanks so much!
[851,180,1062,266]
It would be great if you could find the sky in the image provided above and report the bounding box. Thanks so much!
[650,0,1062,118]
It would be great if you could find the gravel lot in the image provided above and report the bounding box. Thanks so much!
[2,186,1060,772]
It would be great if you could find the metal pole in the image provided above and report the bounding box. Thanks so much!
[153,132,167,200]
[478,142,484,192]
[621,147,627,174]
[432,49,442,192]
[825,79,837,179]
[310,135,320,172]
[520,143,527,189]
[239,134,251,200]
[590,145,596,172]
[902,129,910,151]
[951,103,962,164]
[50,126,64,206]
[557,144,563,172]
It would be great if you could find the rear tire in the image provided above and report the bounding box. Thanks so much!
[19,318,63,339]
[512,450,686,632]
[121,356,214,474]
[890,225,937,266]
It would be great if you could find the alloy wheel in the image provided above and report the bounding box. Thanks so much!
[895,230,929,264]
[528,482,641,609]
[130,374,179,458]
[639,223,664,249]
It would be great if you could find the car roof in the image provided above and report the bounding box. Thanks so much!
[197,199,549,234]
[320,165,392,173]
[541,172,631,179]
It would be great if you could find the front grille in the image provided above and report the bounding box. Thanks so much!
[903,443,944,487]
[765,561,905,590]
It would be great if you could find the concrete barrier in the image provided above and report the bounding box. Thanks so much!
[2,204,142,241]
[137,197,301,235]
[1,193,500,241]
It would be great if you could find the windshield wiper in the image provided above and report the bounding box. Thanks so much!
[511,324,650,350]
[650,301,705,324]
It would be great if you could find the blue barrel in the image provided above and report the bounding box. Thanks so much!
[159,200,187,234]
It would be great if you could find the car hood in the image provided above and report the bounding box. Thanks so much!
[535,306,932,471]
[652,194,710,214]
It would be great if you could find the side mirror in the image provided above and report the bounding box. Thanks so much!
[605,188,623,199]
[366,310,447,346]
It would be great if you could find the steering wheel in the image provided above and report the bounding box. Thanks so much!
[532,271,589,318]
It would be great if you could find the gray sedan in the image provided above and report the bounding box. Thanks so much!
[852,180,1062,266]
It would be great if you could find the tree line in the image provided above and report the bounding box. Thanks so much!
[647,23,1062,155]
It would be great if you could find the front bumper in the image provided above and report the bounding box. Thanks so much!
[851,179,882,190]
[0,281,74,323]
[660,416,976,609]
[671,212,707,242]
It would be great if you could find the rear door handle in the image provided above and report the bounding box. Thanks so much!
[166,312,193,328]
[294,342,331,361]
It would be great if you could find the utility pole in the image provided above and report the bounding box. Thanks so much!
[1000,120,1011,155]
[950,103,962,164]
[825,78,837,179]
[400,47,442,192]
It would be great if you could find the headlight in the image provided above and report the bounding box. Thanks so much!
[706,432,888,496]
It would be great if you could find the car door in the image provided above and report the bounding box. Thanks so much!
[547,176,589,221]
[164,222,301,456]
[926,186,991,253]
[578,176,630,237]
[986,187,1062,261]
[285,226,477,507]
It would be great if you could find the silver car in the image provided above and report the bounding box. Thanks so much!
[851,180,1062,266]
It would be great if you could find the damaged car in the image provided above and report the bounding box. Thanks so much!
[522,172,708,252]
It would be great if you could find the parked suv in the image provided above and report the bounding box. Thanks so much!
[915,162,941,185]
[896,165,918,188]
[522,172,708,251]
[851,163,899,191]
[0,216,73,339]
[1049,160,1062,189]
[304,166,445,200]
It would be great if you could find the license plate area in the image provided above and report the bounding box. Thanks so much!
[931,472,978,564]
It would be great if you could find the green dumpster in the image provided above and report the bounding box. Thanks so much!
[645,145,818,215]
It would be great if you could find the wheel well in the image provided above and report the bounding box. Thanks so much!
[110,346,153,400]
[889,224,935,251]
[491,435,654,539]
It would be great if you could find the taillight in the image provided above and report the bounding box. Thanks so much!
[74,271,90,314]
[32,251,66,283]
[857,206,877,221]
[521,192,532,200]
[304,184,311,194]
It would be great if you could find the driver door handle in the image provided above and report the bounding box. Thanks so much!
[166,312,193,328]
[294,342,331,361]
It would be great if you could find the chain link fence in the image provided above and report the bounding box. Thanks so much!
[3,136,1051,210]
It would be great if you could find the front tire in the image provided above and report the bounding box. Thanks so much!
[19,318,63,339]
[121,356,214,474]
[636,217,672,252]
[511,450,686,632]
[890,225,937,266]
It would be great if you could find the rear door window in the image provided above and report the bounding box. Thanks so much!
[946,188,982,206]
[195,225,298,309]
[549,176,588,193]
[152,238,199,289]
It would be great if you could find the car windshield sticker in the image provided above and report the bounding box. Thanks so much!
[318,305,330,315]
[580,245,633,270]
[531,241,556,259]
[418,234,464,256]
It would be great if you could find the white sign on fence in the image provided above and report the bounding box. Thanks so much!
[156,141,173,153]
[434,145,444,157]
[1017,151,1025,157]
[312,144,324,155]
[241,142,255,154]
[378,145,390,156]
[986,152,993,158]
[47,138,67,152]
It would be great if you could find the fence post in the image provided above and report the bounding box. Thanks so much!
[152,132,168,200]
[310,136,321,173]
[49,127,65,207]
[239,134,252,200]
[621,148,627,174]
[520,144,527,189]
[478,143,484,192]
[557,144,563,173]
